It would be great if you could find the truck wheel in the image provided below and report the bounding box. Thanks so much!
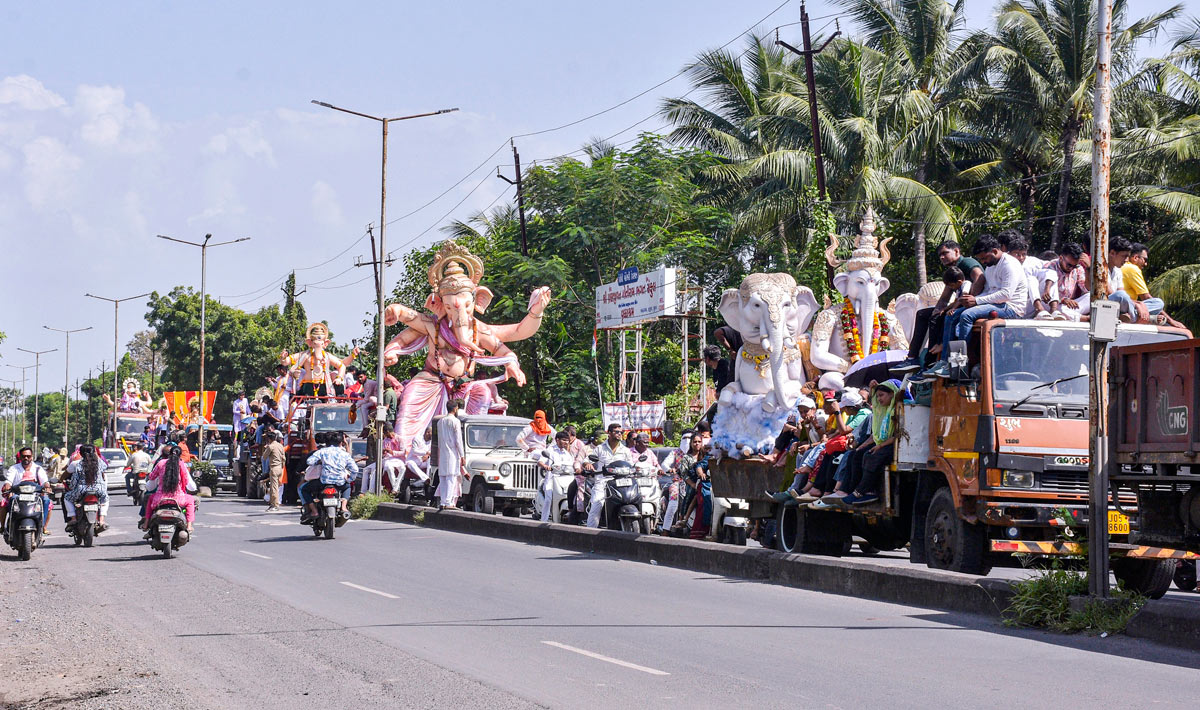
[924,487,987,574]
[1113,558,1174,599]
[776,504,851,555]
[1174,560,1197,592]
[472,484,494,515]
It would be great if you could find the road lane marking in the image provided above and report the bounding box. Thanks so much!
[239,550,272,560]
[208,512,246,517]
[340,582,399,599]
[541,641,669,675]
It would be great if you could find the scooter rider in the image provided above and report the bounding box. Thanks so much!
[537,431,577,522]
[64,444,109,532]
[1,448,52,535]
[125,442,152,496]
[631,432,659,474]
[300,432,358,522]
[586,423,632,528]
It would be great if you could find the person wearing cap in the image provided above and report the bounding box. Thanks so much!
[795,391,869,503]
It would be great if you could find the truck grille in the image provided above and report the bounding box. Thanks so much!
[1039,470,1088,493]
[509,462,543,492]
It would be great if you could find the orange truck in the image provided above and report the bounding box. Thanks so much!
[712,318,1193,597]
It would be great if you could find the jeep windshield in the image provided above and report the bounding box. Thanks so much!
[311,405,356,432]
[990,325,1187,406]
[465,424,525,450]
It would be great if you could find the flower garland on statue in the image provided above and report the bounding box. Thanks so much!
[839,300,890,363]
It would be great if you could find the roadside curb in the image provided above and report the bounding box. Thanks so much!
[374,502,1199,651]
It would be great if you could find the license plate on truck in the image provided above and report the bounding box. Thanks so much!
[1108,510,1130,535]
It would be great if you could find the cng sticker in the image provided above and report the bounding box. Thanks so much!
[1157,392,1189,437]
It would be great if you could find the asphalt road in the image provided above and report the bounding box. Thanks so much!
[3,494,1199,709]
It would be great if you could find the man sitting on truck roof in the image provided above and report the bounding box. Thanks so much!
[929,235,1026,377]
[1122,242,1185,328]
[894,240,984,373]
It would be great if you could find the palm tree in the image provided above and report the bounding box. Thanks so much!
[660,36,813,267]
[988,0,1181,250]
[835,0,986,284]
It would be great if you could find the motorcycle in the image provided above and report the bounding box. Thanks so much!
[602,460,646,534]
[125,465,149,505]
[4,481,45,560]
[533,464,575,523]
[147,497,190,558]
[69,492,104,547]
[306,485,346,539]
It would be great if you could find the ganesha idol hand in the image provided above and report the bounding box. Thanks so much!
[527,287,551,317]
[505,361,527,387]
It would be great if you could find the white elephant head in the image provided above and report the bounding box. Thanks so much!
[827,207,893,345]
[719,273,819,404]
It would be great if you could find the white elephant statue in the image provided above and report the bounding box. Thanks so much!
[712,273,820,458]
[809,208,909,391]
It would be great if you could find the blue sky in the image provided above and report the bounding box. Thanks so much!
[0,0,1190,396]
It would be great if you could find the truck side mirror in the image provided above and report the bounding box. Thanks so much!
[948,340,971,382]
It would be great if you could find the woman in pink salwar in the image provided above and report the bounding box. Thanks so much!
[142,446,197,532]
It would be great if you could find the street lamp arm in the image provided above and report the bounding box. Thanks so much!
[209,237,252,248]
[156,234,206,247]
[311,100,383,122]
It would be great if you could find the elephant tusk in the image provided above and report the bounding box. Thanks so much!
[761,337,772,353]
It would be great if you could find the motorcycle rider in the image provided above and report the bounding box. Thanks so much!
[630,432,660,473]
[125,442,153,496]
[142,444,198,533]
[300,432,358,522]
[63,444,109,532]
[586,423,632,528]
[537,431,577,522]
[1,447,52,535]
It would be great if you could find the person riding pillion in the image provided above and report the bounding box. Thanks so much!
[301,432,358,522]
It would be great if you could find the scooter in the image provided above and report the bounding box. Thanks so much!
[69,493,104,548]
[632,455,662,534]
[305,485,347,539]
[603,460,645,533]
[4,481,45,560]
[125,465,149,506]
[533,464,575,522]
[147,497,190,558]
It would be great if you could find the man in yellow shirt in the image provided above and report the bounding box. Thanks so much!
[1121,242,1164,316]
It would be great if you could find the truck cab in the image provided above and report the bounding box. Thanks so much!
[283,397,362,481]
[431,414,540,515]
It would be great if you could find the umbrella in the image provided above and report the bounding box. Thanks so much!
[843,350,907,390]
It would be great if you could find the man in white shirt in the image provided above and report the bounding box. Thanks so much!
[1,447,51,534]
[232,391,251,434]
[1104,236,1147,323]
[435,399,467,510]
[937,235,1026,368]
[537,431,577,522]
[586,423,632,528]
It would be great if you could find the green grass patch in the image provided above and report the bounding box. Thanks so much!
[349,492,394,520]
[1004,567,1145,634]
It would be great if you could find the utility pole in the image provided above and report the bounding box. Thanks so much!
[311,98,459,495]
[17,347,57,454]
[496,139,530,255]
[1087,0,1114,599]
[86,294,152,447]
[4,366,31,448]
[44,325,92,450]
[776,3,840,278]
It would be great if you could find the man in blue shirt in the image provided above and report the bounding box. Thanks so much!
[300,432,359,522]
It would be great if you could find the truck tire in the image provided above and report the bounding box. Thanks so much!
[1113,558,1174,599]
[1174,560,1197,592]
[472,483,494,515]
[924,487,988,574]
[775,504,851,556]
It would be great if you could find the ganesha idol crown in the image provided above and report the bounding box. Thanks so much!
[825,207,892,277]
[427,240,484,296]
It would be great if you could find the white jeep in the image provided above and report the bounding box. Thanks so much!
[431,414,541,515]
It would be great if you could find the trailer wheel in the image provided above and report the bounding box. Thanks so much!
[775,504,851,556]
[924,487,988,575]
[1113,558,1174,599]
[1174,560,1197,592]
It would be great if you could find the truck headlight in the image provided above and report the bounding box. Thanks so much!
[1002,471,1035,488]
[499,462,511,475]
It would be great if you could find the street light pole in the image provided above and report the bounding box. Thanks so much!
[85,293,151,447]
[16,347,58,454]
[44,325,92,449]
[311,99,459,494]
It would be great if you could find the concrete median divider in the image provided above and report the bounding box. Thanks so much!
[374,502,1200,650]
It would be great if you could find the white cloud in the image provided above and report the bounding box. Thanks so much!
[205,120,275,165]
[22,136,81,209]
[310,180,346,230]
[0,75,66,111]
[73,84,159,152]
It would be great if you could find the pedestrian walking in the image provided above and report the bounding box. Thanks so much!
[262,431,286,511]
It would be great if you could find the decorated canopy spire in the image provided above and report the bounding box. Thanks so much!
[825,207,893,277]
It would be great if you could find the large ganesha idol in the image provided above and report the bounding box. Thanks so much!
[711,273,819,458]
[103,378,154,414]
[809,208,911,391]
[382,240,551,453]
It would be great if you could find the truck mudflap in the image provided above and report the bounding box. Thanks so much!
[991,540,1198,559]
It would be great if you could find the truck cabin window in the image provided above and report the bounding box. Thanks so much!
[990,327,1089,404]
[466,424,525,450]
[312,406,354,432]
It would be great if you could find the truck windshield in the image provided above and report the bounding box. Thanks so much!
[115,417,145,436]
[990,326,1187,405]
[465,424,525,450]
[312,405,354,432]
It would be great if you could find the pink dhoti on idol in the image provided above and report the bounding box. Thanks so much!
[386,315,518,454]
